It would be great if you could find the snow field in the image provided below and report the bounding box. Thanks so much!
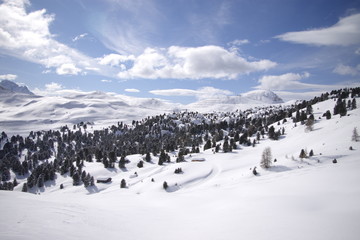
[1,96,360,240]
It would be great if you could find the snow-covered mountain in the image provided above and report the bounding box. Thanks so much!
[0,80,34,95]
[186,89,283,112]
[241,89,283,103]
[0,86,283,135]
[0,90,178,136]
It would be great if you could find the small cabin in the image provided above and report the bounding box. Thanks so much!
[97,177,112,183]
[191,158,206,162]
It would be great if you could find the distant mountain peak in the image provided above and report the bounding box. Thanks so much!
[0,80,34,95]
[241,89,283,104]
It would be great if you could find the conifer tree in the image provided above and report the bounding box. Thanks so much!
[163,181,168,190]
[120,179,126,188]
[203,139,212,151]
[352,127,359,142]
[223,139,230,152]
[352,98,357,110]
[119,155,126,168]
[260,147,272,168]
[90,176,95,186]
[305,116,314,132]
[72,171,81,186]
[145,152,151,162]
[137,160,144,168]
[22,183,28,192]
[37,174,44,188]
[299,149,307,159]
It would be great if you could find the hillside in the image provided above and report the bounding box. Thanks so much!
[0,85,284,136]
[0,88,359,240]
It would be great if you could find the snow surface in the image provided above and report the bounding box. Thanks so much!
[1,94,360,240]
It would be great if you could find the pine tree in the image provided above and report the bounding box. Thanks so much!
[352,127,359,142]
[120,179,126,188]
[72,171,81,186]
[163,181,168,190]
[352,98,357,110]
[309,149,314,157]
[137,160,144,168]
[223,139,230,152]
[260,147,272,168]
[252,167,258,176]
[13,178,18,187]
[145,152,151,162]
[22,183,28,192]
[37,174,44,188]
[90,176,95,186]
[299,149,307,159]
[203,139,212,151]
[119,155,126,168]
[306,105,313,115]
[305,117,314,132]
[324,110,331,120]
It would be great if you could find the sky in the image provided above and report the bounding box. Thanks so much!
[0,0,359,104]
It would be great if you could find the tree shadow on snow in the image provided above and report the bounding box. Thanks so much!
[268,165,292,172]
[165,184,181,193]
[86,185,99,194]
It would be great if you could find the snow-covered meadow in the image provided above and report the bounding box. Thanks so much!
[1,86,360,240]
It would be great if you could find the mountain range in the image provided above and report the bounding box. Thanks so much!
[0,80,284,136]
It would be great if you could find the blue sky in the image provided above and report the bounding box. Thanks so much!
[0,0,359,103]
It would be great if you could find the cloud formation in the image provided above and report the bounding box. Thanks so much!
[333,63,360,76]
[98,53,135,67]
[0,0,97,75]
[276,13,360,46]
[228,39,250,46]
[101,79,112,83]
[72,33,88,42]
[125,88,140,93]
[45,82,63,91]
[150,86,233,99]
[256,72,319,90]
[114,46,276,80]
[0,74,17,80]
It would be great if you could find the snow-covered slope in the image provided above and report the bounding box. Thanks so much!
[1,96,360,240]
[0,89,283,135]
[0,91,179,136]
[242,89,283,103]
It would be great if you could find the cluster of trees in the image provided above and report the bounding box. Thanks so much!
[0,87,358,193]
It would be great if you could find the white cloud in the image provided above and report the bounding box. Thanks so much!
[56,63,81,75]
[101,79,112,83]
[45,82,63,91]
[0,74,17,80]
[32,81,64,95]
[256,72,320,90]
[276,13,360,46]
[117,46,276,80]
[228,39,250,46]
[98,53,135,67]
[150,86,233,100]
[333,63,360,76]
[125,88,140,93]
[0,0,100,76]
[72,33,88,42]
